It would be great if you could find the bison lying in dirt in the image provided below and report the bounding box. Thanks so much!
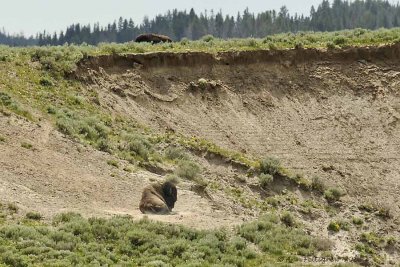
[139,181,177,214]
[135,33,172,44]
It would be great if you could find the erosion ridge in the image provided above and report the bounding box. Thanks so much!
[77,42,400,72]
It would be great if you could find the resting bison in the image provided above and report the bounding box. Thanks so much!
[135,33,172,44]
[139,181,177,214]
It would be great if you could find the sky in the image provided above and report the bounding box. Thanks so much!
[1,0,324,36]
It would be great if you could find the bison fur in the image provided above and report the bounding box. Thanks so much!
[139,181,177,214]
[135,33,172,44]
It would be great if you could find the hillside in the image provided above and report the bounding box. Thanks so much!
[0,40,399,266]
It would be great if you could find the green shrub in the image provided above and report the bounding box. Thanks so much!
[180,38,189,45]
[294,41,304,49]
[333,36,346,46]
[39,77,54,87]
[376,204,392,219]
[0,92,33,120]
[324,188,345,203]
[164,146,188,161]
[259,157,281,175]
[21,142,33,150]
[107,159,119,168]
[0,135,5,142]
[247,38,258,47]
[326,41,335,49]
[238,214,328,261]
[197,78,208,89]
[267,42,277,50]
[175,160,201,180]
[281,212,296,227]
[25,212,42,220]
[202,35,214,42]
[352,217,364,226]
[7,203,18,213]
[46,105,57,114]
[311,176,325,193]
[259,173,273,189]
[327,220,349,232]
[165,174,180,185]
[327,221,340,232]
[125,134,153,161]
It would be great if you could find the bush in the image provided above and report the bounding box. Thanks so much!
[327,221,340,232]
[202,35,214,42]
[7,203,18,213]
[352,217,364,226]
[311,176,325,193]
[175,160,201,180]
[164,146,188,161]
[125,134,153,161]
[0,92,33,120]
[294,41,304,49]
[327,220,349,232]
[107,159,119,168]
[281,212,296,227]
[326,41,335,49]
[25,212,42,220]
[165,174,180,185]
[46,105,57,114]
[246,38,258,47]
[324,188,345,203]
[39,77,54,87]
[333,36,346,46]
[21,142,33,150]
[259,157,281,175]
[180,38,189,45]
[259,173,273,189]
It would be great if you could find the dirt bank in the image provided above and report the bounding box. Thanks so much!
[77,45,400,219]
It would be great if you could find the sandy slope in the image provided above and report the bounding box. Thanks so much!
[0,115,246,229]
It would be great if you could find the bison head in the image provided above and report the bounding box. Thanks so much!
[162,181,177,210]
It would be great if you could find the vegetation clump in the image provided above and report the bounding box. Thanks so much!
[175,160,201,181]
[259,157,281,176]
[324,188,345,203]
[107,159,119,168]
[21,142,33,150]
[238,214,331,262]
[0,92,33,120]
[311,176,325,193]
[0,211,333,266]
[25,211,42,221]
[259,173,273,189]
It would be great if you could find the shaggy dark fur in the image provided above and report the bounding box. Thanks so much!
[135,33,172,44]
[139,181,177,214]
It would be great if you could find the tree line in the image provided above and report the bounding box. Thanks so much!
[1,0,400,46]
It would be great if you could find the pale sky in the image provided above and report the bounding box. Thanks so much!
[1,0,324,36]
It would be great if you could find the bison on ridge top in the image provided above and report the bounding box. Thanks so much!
[135,33,173,44]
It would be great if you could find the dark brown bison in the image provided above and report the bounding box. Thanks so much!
[135,33,172,44]
[139,181,177,214]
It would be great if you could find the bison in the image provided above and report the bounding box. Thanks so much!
[135,33,172,44]
[139,181,177,214]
